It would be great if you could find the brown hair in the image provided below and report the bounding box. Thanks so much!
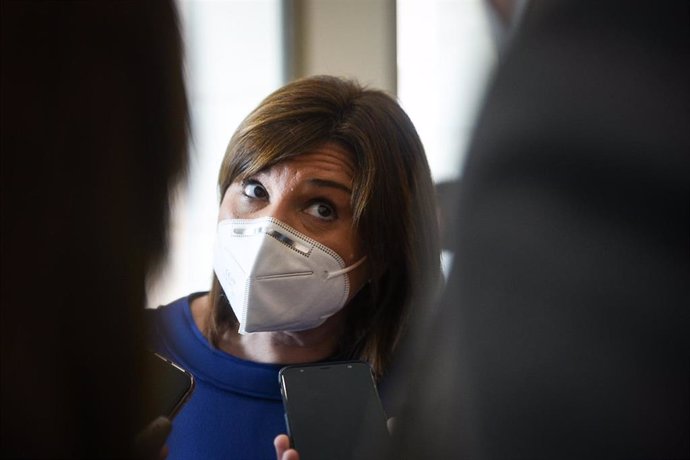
[205,75,441,378]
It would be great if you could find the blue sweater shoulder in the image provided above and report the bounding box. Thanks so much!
[148,294,285,460]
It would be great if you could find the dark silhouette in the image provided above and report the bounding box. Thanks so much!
[1,1,188,457]
[392,0,689,458]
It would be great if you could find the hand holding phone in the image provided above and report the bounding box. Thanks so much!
[274,433,298,460]
[279,361,389,460]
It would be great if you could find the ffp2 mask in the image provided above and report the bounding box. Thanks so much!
[213,217,366,334]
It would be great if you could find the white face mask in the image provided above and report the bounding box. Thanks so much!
[213,217,366,334]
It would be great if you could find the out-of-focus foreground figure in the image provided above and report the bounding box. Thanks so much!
[1,1,188,457]
[391,0,689,458]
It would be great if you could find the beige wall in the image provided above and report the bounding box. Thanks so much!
[286,0,397,95]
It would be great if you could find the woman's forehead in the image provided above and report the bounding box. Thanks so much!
[256,142,356,182]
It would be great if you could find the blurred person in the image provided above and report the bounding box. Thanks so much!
[390,0,689,458]
[149,75,442,459]
[1,1,188,457]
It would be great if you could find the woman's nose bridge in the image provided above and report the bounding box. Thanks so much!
[262,194,296,227]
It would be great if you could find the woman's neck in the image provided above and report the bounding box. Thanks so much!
[191,294,344,365]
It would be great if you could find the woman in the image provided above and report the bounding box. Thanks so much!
[150,75,441,459]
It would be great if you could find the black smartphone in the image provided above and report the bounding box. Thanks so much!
[279,361,389,460]
[143,352,195,423]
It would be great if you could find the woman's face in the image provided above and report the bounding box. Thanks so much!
[218,142,369,304]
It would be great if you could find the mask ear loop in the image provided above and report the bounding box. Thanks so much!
[326,256,367,279]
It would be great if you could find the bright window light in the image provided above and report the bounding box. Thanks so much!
[397,0,497,183]
[148,0,284,308]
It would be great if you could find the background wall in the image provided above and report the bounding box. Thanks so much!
[286,0,397,94]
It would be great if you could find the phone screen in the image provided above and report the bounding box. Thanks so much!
[279,361,389,460]
[143,352,195,424]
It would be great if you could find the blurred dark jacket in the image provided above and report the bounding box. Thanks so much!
[392,0,689,458]
[1,1,188,457]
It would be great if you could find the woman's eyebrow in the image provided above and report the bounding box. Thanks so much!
[307,178,352,194]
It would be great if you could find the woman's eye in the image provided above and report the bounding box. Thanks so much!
[242,181,268,200]
[305,202,336,221]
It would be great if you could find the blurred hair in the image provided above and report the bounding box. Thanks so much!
[204,75,441,378]
[1,0,188,456]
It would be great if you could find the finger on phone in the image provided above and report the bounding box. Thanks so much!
[274,434,299,460]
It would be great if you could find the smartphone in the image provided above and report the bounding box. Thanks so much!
[142,352,195,424]
[279,361,389,460]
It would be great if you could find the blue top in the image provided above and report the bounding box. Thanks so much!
[149,293,286,460]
